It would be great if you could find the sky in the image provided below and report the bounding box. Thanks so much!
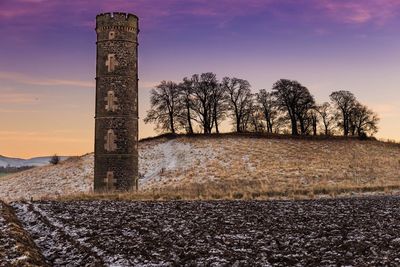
[0,0,399,158]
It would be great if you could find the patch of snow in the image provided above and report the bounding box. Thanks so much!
[242,155,256,172]
[139,140,218,188]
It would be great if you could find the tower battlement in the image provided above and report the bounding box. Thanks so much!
[96,12,139,35]
[96,12,138,30]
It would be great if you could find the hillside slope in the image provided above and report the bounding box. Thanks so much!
[0,136,399,201]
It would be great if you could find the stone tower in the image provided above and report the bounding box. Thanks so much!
[94,12,139,192]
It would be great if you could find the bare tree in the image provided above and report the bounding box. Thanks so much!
[247,102,265,132]
[294,89,315,135]
[256,89,277,133]
[239,94,258,132]
[178,78,195,134]
[316,102,335,135]
[223,77,252,132]
[144,81,181,134]
[330,90,356,136]
[351,102,380,136]
[211,82,227,134]
[309,109,319,135]
[145,75,381,138]
[272,79,315,135]
[191,73,219,134]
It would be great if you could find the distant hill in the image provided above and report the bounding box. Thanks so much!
[0,155,68,168]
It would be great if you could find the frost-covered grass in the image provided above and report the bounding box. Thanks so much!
[137,136,400,200]
[153,137,400,200]
[1,135,400,202]
[0,155,93,202]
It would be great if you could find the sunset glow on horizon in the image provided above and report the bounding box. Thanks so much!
[1,0,400,158]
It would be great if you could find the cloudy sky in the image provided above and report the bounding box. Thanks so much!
[1,0,399,158]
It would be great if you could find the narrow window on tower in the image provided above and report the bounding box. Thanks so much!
[106,54,119,72]
[104,171,117,190]
[105,90,118,112]
[104,129,117,151]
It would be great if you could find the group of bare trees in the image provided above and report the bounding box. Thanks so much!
[145,73,379,137]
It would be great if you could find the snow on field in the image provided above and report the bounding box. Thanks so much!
[11,197,400,266]
[0,136,399,202]
[0,154,93,202]
[0,139,218,202]
[139,139,218,189]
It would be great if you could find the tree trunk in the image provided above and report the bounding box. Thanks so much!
[213,104,219,134]
[267,118,273,133]
[203,109,208,134]
[351,126,356,136]
[186,105,193,134]
[236,117,241,133]
[291,118,298,135]
[299,117,306,135]
[235,107,241,133]
[313,121,317,136]
[343,114,349,136]
[215,119,219,133]
[169,112,175,134]
[214,110,220,134]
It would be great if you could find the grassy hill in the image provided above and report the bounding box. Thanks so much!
[0,134,399,202]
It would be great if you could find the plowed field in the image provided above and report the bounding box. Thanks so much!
[10,196,400,266]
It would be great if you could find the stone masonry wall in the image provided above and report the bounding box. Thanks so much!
[94,12,139,192]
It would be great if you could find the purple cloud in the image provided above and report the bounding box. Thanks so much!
[316,0,400,25]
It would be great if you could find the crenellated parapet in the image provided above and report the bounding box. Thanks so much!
[96,12,139,34]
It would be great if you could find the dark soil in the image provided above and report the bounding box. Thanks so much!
[11,196,400,266]
[0,201,48,267]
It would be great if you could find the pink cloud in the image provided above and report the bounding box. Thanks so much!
[0,92,38,104]
[0,71,94,88]
[0,8,32,19]
[316,0,400,25]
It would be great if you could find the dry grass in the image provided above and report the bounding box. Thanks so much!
[135,136,400,199]
[52,184,400,202]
